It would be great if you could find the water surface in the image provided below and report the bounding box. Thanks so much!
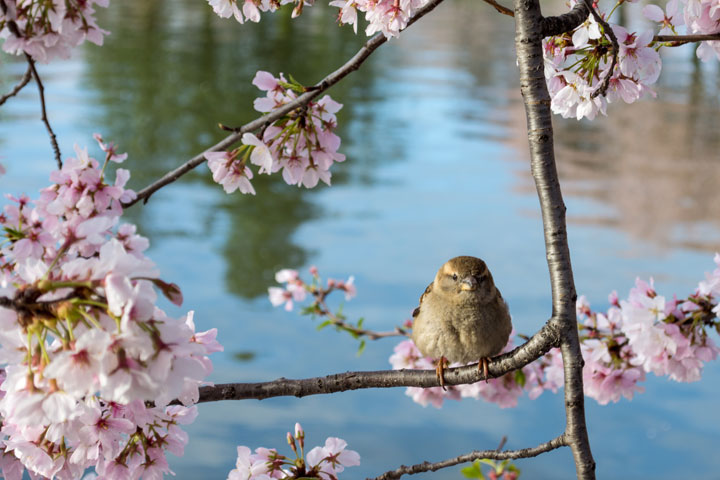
[1,1,719,478]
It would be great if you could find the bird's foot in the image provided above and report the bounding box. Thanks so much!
[477,357,490,383]
[435,356,449,390]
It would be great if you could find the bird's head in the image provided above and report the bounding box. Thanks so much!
[434,255,497,304]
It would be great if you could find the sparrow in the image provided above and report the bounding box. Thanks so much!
[411,256,512,389]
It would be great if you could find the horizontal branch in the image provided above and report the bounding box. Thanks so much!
[123,0,446,207]
[195,321,561,402]
[0,64,32,107]
[654,33,720,45]
[367,435,566,480]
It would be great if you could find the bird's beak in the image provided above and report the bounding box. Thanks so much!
[460,276,478,291]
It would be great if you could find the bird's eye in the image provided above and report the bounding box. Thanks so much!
[452,273,458,281]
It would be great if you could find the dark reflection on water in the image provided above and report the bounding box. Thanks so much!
[2,0,720,478]
[87,0,376,297]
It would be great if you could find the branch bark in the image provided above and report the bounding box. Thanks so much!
[654,33,720,44]
[513,0,596,478]
[123,0,447,208]
[367,435,566,480]
[193,322,560,403]
[541,2,588,37]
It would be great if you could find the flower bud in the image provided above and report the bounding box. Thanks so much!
[287,432,298,455]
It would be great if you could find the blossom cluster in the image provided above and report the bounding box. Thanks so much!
[207,0,313,24]
[207,0,432,38]
[390,255,720,408]
[228,423,360,479]
[543,1,662,120]
[329,0,433,37]
[206,71,345,193]
[268,266,355,312]
[544,0,720,120]
[0,0,110,63]
[680,0,720,61]
[0,136,222,478]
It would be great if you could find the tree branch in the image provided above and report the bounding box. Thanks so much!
[582,0,618,98]
[513,0,595,477]
[0,0,62,169]
[654,33,720,45]
[0,64,32,107]
[541,2,588,37]
[26,55,62,169]
[482,0,514,17]
[367,435,566,480]
[123,0,447,208]
[194,321,560,402]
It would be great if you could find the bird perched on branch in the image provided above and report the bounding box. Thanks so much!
[411,256,512,389]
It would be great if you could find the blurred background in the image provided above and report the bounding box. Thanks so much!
[1,0,719,478]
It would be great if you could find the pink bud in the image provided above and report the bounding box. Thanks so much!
[309,265,318,276]
[295,422,304,439]
[287,432,297,454]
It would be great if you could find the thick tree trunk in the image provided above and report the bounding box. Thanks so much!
[512,0,596,477]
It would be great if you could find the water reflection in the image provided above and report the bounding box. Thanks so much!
[86,0,378,297]
[502,47,720,252]
[2,0,720,478]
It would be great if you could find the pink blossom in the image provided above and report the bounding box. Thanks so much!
[93,133,128,163]
[243,133,276,174]
[205,151,256,195]
[306,437,361,478]
[250,71,345,188]
[643,1,684,35]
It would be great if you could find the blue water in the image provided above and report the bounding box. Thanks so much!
[1,1,719,478]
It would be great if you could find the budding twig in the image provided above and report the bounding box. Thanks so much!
[0,64,32,107]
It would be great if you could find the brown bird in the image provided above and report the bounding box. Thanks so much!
[411,256,512,389]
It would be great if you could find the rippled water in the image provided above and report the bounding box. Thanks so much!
[1,0,719,478]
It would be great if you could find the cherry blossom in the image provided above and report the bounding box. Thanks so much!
[0,138,222,478]
[228,424,360,479]
[206,150,257,195]
[0,0,110,63]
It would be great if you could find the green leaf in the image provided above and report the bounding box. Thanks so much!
[316,320,332,331]
[514,369,526,387]
[460,461,484,479]
[357,318,364,329]
[356,340,366,356]
[478,459,497,468]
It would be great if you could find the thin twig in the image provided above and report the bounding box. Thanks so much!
[0,0,62,168]
[315,296,408,340]
[482,0,513,17]
[26,55,62,169]
[367,435,566,480]
[0,64,32,107]
[654,32,720,45]
[123,0,446,207]
[582,0,618,99]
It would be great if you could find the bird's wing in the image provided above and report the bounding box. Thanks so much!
[412,282,433,318]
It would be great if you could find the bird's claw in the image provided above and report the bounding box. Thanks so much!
[436,356,448,391]
[478,357,490,383]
